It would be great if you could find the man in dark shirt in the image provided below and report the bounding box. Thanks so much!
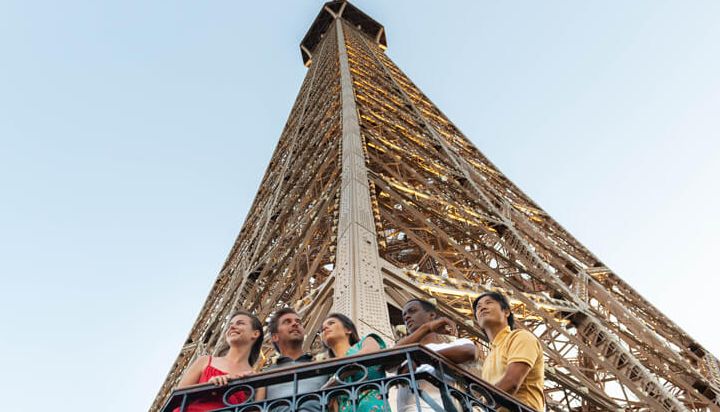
[256,308,328,412]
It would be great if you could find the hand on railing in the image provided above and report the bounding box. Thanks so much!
[206,371,254,386]
[162,345,536,412]
[320,374,339,390]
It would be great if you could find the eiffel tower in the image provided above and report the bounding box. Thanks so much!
[151,2,720,411]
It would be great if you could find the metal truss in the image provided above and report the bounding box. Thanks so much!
[152,2,719,411]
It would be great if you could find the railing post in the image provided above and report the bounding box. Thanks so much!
[435,358,460,412]
[404,351,422,412]
[178,394,187,412]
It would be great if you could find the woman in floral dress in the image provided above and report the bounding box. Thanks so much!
[320,313,388,412]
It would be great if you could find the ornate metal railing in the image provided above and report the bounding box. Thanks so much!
[162,345,536,412]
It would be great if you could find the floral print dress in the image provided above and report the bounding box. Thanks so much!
[338,334,388,412]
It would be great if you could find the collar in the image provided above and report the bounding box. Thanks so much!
[275,353,314,365]
[490,326,511,348]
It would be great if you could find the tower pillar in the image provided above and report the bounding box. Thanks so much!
[331,19,393,340]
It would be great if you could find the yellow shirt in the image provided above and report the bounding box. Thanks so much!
[481,326,545,411]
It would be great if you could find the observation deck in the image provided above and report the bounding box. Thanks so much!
[300,1,386,66]
[162,345,536,412]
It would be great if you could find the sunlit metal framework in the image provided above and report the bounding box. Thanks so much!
[151,2,720,411]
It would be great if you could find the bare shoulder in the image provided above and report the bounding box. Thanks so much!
[177,354,211,388]
[361,333,386,349]
[189,355,211,370]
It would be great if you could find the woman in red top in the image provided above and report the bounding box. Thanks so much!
[175,310,264,411]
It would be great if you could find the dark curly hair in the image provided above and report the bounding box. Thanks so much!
[404,298,437,314]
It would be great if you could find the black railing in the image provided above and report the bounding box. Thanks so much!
[162,345,536,412]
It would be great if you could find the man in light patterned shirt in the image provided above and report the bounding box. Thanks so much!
[395,299,479,412]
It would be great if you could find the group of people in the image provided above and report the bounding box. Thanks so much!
[176,292,545,411]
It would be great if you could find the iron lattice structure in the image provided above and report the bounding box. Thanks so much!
[152,2,720,411]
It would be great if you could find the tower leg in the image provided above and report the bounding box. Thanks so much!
[332,19,393,340]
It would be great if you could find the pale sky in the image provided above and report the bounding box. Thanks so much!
[1,1,718,411]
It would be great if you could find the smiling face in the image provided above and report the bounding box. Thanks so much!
[402,300,436,334]
[225,314,261,346]
[272,312,305,348]
[320,316,352,346]
[475,295,510,331]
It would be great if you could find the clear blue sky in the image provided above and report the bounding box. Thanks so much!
[1,1,718,411]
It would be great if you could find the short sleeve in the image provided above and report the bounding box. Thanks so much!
[449,338,474,348]
[506,330,541,367]
[361,333,387,350]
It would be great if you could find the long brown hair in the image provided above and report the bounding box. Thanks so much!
[227,310,264,365]
[322,313,359,358]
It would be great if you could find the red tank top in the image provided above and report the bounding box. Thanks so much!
[174,356,249,412]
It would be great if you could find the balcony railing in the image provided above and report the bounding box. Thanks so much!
[162,345,536,412]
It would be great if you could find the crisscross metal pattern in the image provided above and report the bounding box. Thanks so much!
[152,3,719,411]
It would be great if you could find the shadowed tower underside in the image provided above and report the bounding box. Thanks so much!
[151,2,720,411]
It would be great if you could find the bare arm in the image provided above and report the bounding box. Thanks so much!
[176,355,209,389]
[396,318,455,346]
[354,335,381,356]
[396,323,432,346]
[436,341,477,364]
[493,362,532,395]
